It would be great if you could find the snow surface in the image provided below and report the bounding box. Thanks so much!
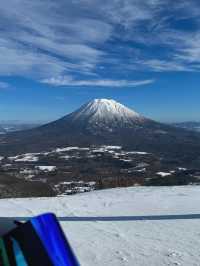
[54,147,79,153]
[157,172,172,177]
[178,168,187,171]
[36,166,56,171]
[126,151,149,155]
[9,153,39,162]
[1,186,200,265]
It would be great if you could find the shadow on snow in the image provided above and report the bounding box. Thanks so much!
[1,213,200,222]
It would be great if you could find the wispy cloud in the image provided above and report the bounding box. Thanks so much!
[42,76,155,87]
[0,1,111,79]
[0,0,200,83]
[135,59,198,72]
[0,81,10,89]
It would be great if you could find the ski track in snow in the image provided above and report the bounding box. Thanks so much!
[0,186,200,265]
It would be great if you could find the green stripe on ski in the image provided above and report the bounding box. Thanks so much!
[0,238,10,266]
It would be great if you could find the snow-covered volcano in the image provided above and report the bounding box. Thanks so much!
[70,99,141,121]
[1,98,200,159]
[65,99,147,130]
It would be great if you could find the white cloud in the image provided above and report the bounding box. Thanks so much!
[0,82,10,89]
[42,76,155,87]
[0,1,112,80]
[0,0,200,82]
[136,59,196,72]
[172,33,200,64]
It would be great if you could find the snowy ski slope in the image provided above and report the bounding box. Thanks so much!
[0,186,200,265]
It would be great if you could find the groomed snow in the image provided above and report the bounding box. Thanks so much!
[1,186,200,265]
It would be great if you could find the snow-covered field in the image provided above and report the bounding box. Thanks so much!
[1,186,200,265]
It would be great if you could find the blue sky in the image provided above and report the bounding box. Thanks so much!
[0,0,200,123]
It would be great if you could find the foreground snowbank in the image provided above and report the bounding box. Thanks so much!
[1,186,200,265]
